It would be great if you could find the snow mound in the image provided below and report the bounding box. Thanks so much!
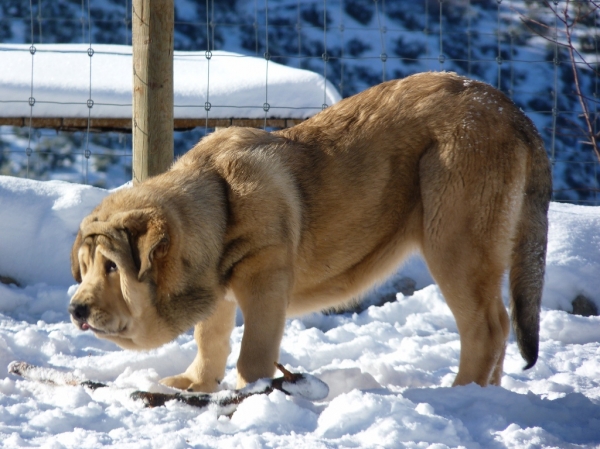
[0,44,341,119]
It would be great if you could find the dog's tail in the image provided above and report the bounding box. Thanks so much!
[509,134,552,370]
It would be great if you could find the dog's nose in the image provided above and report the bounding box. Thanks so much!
[68,303,90,322]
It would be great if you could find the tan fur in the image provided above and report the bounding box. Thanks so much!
[69,72,551,391]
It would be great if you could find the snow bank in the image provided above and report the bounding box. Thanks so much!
[0,44,341,119]
[544,202,600,311]
[0,176,108,286]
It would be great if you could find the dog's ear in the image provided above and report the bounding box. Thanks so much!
[113,209,170,281]
[72,214,106,282]
[71,229,83,283]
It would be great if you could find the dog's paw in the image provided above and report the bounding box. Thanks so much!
[160,374,219,393]
[160,374,193,390]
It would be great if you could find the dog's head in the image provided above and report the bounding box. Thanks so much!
[69,206,215,350]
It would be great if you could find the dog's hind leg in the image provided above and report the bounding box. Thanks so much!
[489,297,509,386]
[423,239,511,387]
[161,298,237,392]
[418,144,521,386]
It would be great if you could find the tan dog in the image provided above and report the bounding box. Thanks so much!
[69,71,551,392]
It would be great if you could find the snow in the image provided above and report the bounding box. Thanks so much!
[280,373,329,402]
[0,44,341,119]
[0,177,108,287]
[1,175,600,448]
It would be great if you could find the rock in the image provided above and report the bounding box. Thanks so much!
[325,276,418,315]
[571,294,599,317]
[391,276,417,297]
[0,276,20,287]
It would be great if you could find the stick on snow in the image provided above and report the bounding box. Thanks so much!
[8,361,106,390]
[8,361,329,411]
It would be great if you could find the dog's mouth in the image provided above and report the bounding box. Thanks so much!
[78,321,126,336]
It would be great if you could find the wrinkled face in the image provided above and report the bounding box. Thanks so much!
[69,216,177,351]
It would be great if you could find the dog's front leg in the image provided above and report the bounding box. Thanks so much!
[160,298,236,392]
[232,267,292,389]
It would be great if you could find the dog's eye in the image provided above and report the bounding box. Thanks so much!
[105,260,118,274]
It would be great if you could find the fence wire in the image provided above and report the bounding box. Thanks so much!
[0,0,598,204]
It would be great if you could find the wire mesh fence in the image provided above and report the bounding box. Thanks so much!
[0,0,598,203]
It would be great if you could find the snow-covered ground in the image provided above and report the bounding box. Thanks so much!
[0,44,341,119]
[1,175,600,448]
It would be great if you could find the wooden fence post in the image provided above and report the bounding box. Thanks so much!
[132,0,174,184]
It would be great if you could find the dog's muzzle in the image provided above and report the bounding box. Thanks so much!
[68,302,91,330]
